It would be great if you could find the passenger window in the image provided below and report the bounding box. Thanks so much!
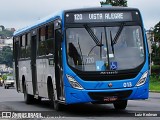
[20,35,26,59]
[46,23,54,55]
[38,27,46,56]
[26,33,31,58]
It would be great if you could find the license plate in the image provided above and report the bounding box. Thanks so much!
[104,96,118,102]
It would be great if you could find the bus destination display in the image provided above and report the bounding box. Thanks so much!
[65,12,133,23]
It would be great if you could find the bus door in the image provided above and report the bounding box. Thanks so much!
[54,19,64,101]
[31,30,38,96]
[14,38,20,92]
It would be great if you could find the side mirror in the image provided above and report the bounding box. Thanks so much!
[55,20,62,29]
[54,19,63,42]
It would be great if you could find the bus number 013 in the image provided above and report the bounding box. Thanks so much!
[123,82,132,88]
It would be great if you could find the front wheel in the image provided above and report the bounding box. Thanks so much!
[113,100,128,110]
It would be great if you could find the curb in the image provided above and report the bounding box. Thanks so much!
[149,90,160,93]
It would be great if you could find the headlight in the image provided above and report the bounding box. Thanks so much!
[66,75,84,90]
[136,71,148,87]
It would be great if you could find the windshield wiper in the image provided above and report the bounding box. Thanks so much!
[84,24,103,47]
[87,32,103,57]
[113,23,125,44]
[110,31,115,54]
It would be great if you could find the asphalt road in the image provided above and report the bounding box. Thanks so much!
[0,86,160,120]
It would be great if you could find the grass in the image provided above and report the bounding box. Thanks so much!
[149,76,160,92]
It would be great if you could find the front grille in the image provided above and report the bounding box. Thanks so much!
[77,72,138,81]
[88,90,132,101]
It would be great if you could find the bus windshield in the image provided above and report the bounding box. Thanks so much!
[66,25,144,71]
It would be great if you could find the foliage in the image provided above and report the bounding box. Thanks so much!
[150,75,160,92]
[150,65,160,91]
[0,46,13,67]
[0,29,14,38]
[2,73,13,80]
[150,21,160,65]
[100,0,128,7]
[152,56,160,65]
[153,21,160,42]
[2,74,7,80]
[151,65,160,78]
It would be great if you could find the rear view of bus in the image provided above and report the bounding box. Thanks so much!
[63,7,150,109]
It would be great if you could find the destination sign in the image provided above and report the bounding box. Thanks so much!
[65,12,133,23]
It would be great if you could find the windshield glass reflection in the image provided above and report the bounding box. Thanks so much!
[66,26,144,71]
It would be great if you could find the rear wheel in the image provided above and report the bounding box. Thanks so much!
[24,82,34,104]
[113,100,128,110]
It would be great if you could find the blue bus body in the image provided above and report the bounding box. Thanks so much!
[13,7,150,110]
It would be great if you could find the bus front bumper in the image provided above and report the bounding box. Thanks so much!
[64,84,149,104]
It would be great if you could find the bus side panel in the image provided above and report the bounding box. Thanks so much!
[37,58,55,98]
[18,60,33,95]
[26,60,33,95]
[37,58,46,97]
[44,58,55,98]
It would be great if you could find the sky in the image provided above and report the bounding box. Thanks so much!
[0,0,159,30]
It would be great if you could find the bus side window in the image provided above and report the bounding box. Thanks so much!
[26,33,31,58]
[45,23,54,55]
[20,35,26,59]
[38,26,46,56]
[13,37,18,60]
[17,37,20,60]
[13,38,15,61]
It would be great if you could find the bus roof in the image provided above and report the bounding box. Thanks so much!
[13,10,64,36]
[13,7,139,37]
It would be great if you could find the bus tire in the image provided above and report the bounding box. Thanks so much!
[54,101,64,111]
[24,82,34,104]
[113,100,127,110]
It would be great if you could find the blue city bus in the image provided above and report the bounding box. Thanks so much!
[13,7,150,111]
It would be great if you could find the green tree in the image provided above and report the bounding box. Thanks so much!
[153,21,160,42]
[0,46,13,67]
[151,21,160,65]
[0,30,13,38]
[0,25,5,30]
[100,0,128,7]
[2,74,7,80]
[151,44,160,65]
